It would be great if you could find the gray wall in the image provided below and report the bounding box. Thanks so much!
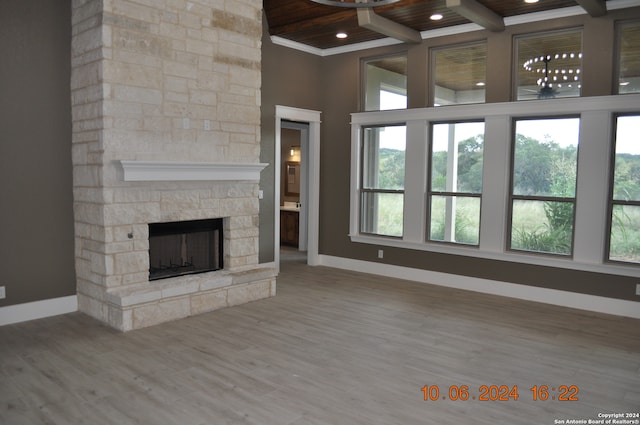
[0,1,75,307]
[260,17,323,263]
[0,4,636,309]
[261,8,640,301]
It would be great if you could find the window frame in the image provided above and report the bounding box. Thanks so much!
[360,53,408,112]
[606,112,640,264]
[429,40,488,107]
[614,20,640,95]
[358,123,407,238]
[426,120,485,246]
[513,28,583,102]
[349,95,640,278]
[506,115,581,257]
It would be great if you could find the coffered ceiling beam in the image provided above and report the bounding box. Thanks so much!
[575,0,607,17]
[445,0,505,32]
[357,8,422,44]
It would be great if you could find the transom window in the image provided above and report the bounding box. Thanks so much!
[616,21,640,94]
[515,30,582,101]
[362,55,407,111]
[432,42,487,106]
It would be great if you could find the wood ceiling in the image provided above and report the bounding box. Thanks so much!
[264,0,592,50]
[264,0,640,96]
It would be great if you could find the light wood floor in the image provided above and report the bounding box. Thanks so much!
[1,252,639,424]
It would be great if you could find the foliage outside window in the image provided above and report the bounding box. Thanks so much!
[360,125,406,237]
[616,21,640,94]
[608,114,640,264]
[363,55,407,111]
[429,122,485,244]
[432,42,487,106]
[509,117,580,255]
[515,30,582,101]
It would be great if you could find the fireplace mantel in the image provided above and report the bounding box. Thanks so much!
[120,161,268,182]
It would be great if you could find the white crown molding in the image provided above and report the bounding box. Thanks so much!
[270,0,640,57]
[270,35,403,57]
[607,0,640,10]
[270,36,325,56]
[504,5,586,26]
[419,22,483,40]
[120,161,268,182]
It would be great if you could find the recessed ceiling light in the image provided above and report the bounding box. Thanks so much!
[620,81,630,86]
[524,0,539,3]
[336,32,348,39]
[430,13,443,21]
[476,82,486,86]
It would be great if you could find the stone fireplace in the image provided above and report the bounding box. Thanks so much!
[70,0,275,331]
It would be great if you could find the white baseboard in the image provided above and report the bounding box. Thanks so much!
[318,255,640,319]
[0,295,78,326]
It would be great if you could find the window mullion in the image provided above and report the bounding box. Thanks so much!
[574,111,612,263]
[403,120,428,243]
[479,116,511,252]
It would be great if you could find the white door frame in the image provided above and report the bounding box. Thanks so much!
[274,106,321,268]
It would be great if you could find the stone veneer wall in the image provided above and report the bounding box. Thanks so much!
[70,0,274,331]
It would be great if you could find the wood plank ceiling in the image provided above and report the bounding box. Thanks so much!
[264,0,640,96]
[264,0,583,50]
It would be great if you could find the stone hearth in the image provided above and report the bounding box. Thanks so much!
[70,0,275,331]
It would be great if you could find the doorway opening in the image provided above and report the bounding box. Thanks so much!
[280,121,309,258]
[273,106,321,270]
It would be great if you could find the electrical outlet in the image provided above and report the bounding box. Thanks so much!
[0,286,5,299]
[204,119,211,131]
[636,283,640,296]
[377,249,384,259]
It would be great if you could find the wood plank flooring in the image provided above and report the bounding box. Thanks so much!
[1,252,639,424]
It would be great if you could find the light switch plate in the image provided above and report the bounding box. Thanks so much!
[0,286,5,299]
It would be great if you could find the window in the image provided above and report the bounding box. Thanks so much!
[608,114,640,264]
[616,21,640,94]
[428,121,485,245]
[360,125,406,237]
[362,55,407,111]
[509,117,580,255]
[515,30,582,101]
[351,95,638,273]
[432,42,487,106]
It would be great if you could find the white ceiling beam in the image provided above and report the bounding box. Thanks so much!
[575,0,607,16]
[445,0,505,32]
[357,8,422,44]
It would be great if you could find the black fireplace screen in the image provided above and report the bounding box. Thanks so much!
[149,218,223,281]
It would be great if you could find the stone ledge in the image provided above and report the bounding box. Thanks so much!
[105,266,277,308]
[107,277,277,331]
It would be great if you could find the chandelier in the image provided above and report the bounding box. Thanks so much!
[309,0,402,7]
[523,52,582,89]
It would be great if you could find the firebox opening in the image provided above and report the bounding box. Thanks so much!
[149,218,223,281]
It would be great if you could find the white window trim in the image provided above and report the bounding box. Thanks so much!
[349,94,640,278]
